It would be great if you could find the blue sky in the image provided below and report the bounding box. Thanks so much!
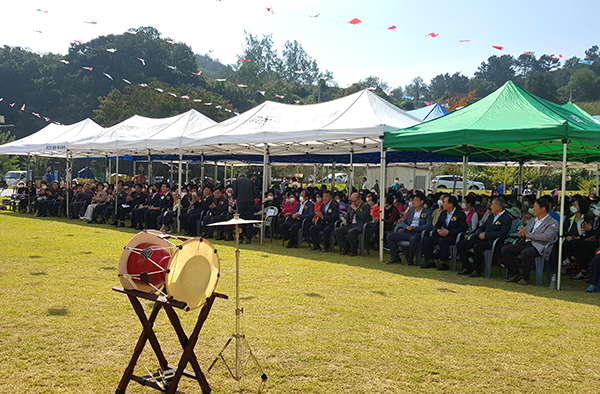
[0,0,597,88]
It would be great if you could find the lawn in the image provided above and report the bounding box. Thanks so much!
[1,210,600,393]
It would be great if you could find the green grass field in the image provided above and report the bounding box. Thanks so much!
[1,210,600,393]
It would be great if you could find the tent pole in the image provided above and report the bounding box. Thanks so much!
[261,145,269,245]
[177,148,183,234]
[186,162,189,184]
[108,156,112,183]
[503,163,507,195]
[596,164,600,197]
[170,160,174,184]
[214,161,218,185]
[115,151,119,219]
[331,161,336,190]
[132,159,136,178]
[105,155,109,183]
[413,163,417,193]
[379,137,386,263]
[350,150,354,192]
[518,161,524,199]
[557,141,568,290]
[148,150,152,184]
[200,151,205,182]
[66,151,71,218]
[462,154,468,200]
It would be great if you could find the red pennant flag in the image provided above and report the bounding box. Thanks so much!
[239,58,250,62]
[424,101,432,106]
[388,25,396,30]
[492,45,504,51]
[426,32,439,38]
[72,40,83,45]
[348,18,361,25]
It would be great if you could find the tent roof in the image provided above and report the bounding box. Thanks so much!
[68,109,216,156]
[384,81,600,163]
[0,118,104,156]
[407,103,450,122]
[174,89,421,156]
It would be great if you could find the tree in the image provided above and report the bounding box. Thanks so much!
[563,56,582,69]
[524,72,557,102]
[356,76,390,93]
[404,77,429,106]
[536,55,561,73]
[428,72,469,100]
[516,53,538,76]
[0,131,19,173]
[474,55,516,86]
[280,40,320,85]
[94,82,234,127]
[584,45,600,61]
[444,90,479,112]
[466,79,497,98]
[233,32,282,86]
[558,69,600,101]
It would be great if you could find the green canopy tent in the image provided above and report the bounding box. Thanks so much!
[382,81,600,289]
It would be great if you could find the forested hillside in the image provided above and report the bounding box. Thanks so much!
[1,26,599,141]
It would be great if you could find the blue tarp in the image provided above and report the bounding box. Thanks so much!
[113,152,492,165]
[407,103,450,122]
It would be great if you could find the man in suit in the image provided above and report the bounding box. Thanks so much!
[115,183,146,227]
[145,183,172,230]
[131,185,160,230]
[279,189,315,248]
[200,187,229,238]
[334,192,371,256]
[456,197,512,277]
[309,190,339,252]
[386,192,432,265]
[501,197,559,285]
[233,173,257,244]
[422,195,469,269]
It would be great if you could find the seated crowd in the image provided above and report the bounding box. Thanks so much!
[10,176,600,292]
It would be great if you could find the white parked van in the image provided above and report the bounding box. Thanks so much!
[431,175,485,190]
[4,171,27,186]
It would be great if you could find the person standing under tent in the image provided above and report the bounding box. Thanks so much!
[361,177,370,191]
[233,173,257,244]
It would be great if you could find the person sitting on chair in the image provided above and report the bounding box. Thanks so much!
[145,183,172,230]
[200,187,229,238]
[130,184,159,229]
[115,183,146,227]
[278,189,315,248]
[334,192,371,257]
[456,197,512,277]
[179,192,202,236]
[69,183,94,219]
[386,192,432,265]
[422,195,468,270]
[309,190,339,252]
[501,197,559,285]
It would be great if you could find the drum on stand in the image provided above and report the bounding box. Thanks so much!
[118,230,220,311]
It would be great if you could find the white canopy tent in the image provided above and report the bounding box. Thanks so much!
[68,109,217,156]
[0,118,104,156]
[175,89,421,156]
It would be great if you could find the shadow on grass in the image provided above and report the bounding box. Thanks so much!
[48,308,68,316]
[305,292,324,298]
[30,271,47,275]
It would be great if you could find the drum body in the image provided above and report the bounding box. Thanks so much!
[166,238,220,310]
[119,231,220,310]
[119,230,175,293]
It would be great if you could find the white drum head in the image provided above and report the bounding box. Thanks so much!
[166,238,220,311]
[118,230,175,293]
